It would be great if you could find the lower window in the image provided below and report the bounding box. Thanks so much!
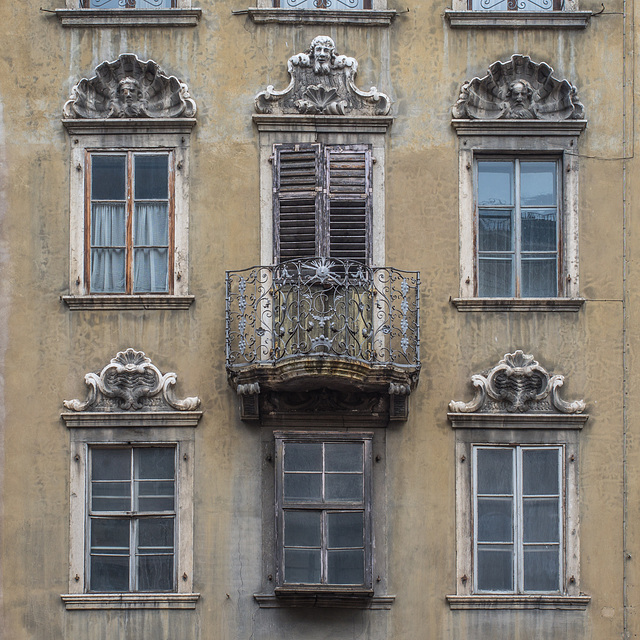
[88,446,176,592]
[473,445,562,594]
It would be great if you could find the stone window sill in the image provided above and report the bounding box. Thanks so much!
[62,295,195,310]
[244,7,396,25]
[61,593,200,610]
[451,297,585,312]
[255,589,394,609]
[446,594,591,610]
[55,8,201,27]
[444,10,591,28]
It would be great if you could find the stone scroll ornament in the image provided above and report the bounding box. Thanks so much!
[63,54,197,119]
[255,36,391,116]
[452,55,585,121]
[449,350,585,414]
[63,349,201,412]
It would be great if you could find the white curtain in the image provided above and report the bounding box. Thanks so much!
[91,204,126,293]
[134,203,169,293]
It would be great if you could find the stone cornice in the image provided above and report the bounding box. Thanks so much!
[55,8,202,27]
[445,10,591,28]
[245,8,396,25]
[452,119,586,136]
[253,114,393,133]
[62,118,196,135]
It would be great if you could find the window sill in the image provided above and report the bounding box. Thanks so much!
[55,8,202,27]
[61,593,200,610]
[451,297,585,312]
[62,295,195,310]
[255,589,394,609]
[446,594,591,610]
[244,8,396,25]
[444,10,591,28]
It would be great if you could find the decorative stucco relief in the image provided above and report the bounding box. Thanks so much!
[452,55,585,121]
[63,54,197,119]
[449,350,585,414]
[255,35,391,116]
[63,348,200,412]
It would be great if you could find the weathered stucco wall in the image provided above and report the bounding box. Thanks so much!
[0,0,632,636]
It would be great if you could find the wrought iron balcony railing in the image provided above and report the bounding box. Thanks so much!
[226,258,420,370]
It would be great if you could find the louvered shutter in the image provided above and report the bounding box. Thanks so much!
[273,144,322,263]
[325,145,372,263]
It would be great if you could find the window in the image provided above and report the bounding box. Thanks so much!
[473,445,562,594]
[88,446,176,592]
[273,143,372,264]
[476,158,559,298]
[272,0,370,8]
[469,0,560,10]
[81,0,175,6]
[87,151,174,295]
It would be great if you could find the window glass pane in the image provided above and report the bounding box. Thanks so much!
[136,480,175,512]
[477,497,513,542]
[471,0,554,8]
[327,549,365,584]
[325,443,363,472]
[284,443,322,471]
[521,209,557,252]
[87,0,175,6]
[523,498,560,543]
[284,473,323,502]
[90,555,129,592]
[134,203,169,246]
[135,155,169,200]
[327,511,364,548]
[284,511,322,547]
[138,517,174,551]
[138,556,174,591]
[325,473,363,502]
[478,258,514,297]
[284,549,321,583]
[133,248,169,293]
[521,162,557,207]
[477,161,513,206]
[92,481,131,511]
[521,258,557,297]
[477,448,513,494]
[478,209,513,252]
[92,155,126,201]
[91,204,126,246]
[91,517,130,550]
[92,449,131,480]
[136,448,175,480]
[90,248,126,293]
[523,546,560,591]
[477,547,513,591]
[279,0,364,8]
[523,449,559,495]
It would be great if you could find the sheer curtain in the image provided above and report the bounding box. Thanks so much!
[134,202,169,292]
[90,203,126,293]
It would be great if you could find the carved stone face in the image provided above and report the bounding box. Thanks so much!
[117,77,142,105]
[309,36,335,75]
[505,80,535,118]
[508,81,532,106]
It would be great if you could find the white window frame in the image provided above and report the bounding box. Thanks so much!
[61,426,198,610]
[452,121,585,311]
[62,122,194,310]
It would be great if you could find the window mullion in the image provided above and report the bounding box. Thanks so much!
[515,446,523,594]
[126,152,134,294]
[130,448,136,591]
[514,159,521,298]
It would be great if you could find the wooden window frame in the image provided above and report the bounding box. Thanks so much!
[274,431,373,593]
[84,149,176,296]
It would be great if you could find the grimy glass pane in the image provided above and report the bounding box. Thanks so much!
[136,481,175,512]
[523,498,560,543]
[478,209,513,252]
[325,474,363,502]
[284,511,322,547]
[327,549,365,585]
[280,0,364,8]
[284,443,322,472]
[523,449,559,495]
[477,448,513,494]
[477,547,513,592]
[327,511,364,548]
[135,155,169,200]
[138,517,174,551]
[134,204,169,246]
[520,162,557,207]
[477,497,514,543]
[88,0,175,6]
[284,548,321,584]
[90,248,126,293]
[136,448,175,480]
[92,481,131,512]
[477,161,514,206]
[92,155,126,201]
[523,546,560,591]
[91,518,130,551]
[91,203,126,246]
[521,258,557,297]
[521,209,557,252]
[325,442,363,472]
[90,554,129,592]
[284,473,323,502]
[478,258,514,297]
[138,555,174,591]
[92,449,131,481]
[133,248,169,293]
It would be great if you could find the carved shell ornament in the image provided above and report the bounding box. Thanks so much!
[452,55,585,121]
[63,54,197,119]
[449,350,585,414]
[63,348,201,412]
[255,35,391,116]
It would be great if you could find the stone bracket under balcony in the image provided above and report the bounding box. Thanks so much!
[225,259,420,424]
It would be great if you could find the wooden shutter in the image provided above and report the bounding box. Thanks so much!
[325,145,372,264]
[273,144,322,263]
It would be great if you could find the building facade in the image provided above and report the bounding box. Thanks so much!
[0,0,635,637]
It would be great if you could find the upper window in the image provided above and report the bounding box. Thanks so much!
[275,432,372,591]
[273,143,372,264]
[271,0,370,8]
[469,0,560,9]
[476,158,559,298]
[87,151,174,295]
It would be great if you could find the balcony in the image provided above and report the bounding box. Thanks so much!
[226,258,420,423]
